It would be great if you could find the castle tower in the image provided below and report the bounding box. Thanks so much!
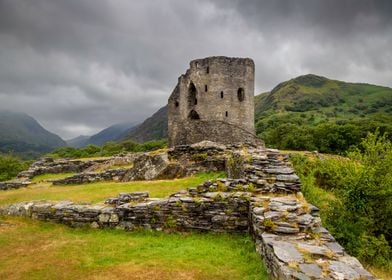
[168,56,256,147]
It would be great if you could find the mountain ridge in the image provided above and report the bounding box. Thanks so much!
[0,111,66,158]
[67,122,136,147]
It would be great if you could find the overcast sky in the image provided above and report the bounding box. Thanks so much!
[0,0,391,139]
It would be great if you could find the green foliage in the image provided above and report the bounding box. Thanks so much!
[0,154,29,181]
[164,215,177,229]
[49,139,167,159]
[291,132,392,267]
[192,152,208,161]
[255,74,392,154]
[226,152,244,179]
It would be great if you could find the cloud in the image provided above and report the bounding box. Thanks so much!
[0,0,391,138]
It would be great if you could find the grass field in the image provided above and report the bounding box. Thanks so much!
[0,172,225,206]
[31,173,77,182]
[0,217,268,280]
[0,171,269,279]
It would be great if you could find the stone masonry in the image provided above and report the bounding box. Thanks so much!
[0,144,374,279]
[168,56,260,147]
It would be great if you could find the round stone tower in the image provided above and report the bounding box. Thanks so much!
[168,56,257,147]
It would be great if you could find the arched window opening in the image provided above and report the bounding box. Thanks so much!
[206,66,209,74]
[237,88,245,102]
[225,111,228,117]
[189,110,200,120]
[188,82,197,107]
[175,101,179,107]
[220,91,224,99]
[205,85,208,92]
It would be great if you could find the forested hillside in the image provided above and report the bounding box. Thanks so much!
[255,74,392,153]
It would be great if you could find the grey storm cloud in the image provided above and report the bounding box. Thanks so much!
[0,0,391,139]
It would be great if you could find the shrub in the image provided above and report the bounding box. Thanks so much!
[0,154,29,181]
[291,131,392,267]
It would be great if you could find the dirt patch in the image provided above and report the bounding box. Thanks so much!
[0,219,20,233]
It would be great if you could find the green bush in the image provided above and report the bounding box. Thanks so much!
[291,131,392,267]
[0,154,29,181]
[256,111,392,154]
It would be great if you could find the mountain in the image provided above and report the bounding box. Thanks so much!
[121,74,391,153]
[67,122,135,147]
[66,135,90,148]
[121,106,168,143]
[86,122,136,146]
[0,111,66,158]
[254,74,392,152]
[255,74,392,115]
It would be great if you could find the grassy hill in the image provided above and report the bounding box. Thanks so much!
[0,111,66,158]
[255,74,392,153]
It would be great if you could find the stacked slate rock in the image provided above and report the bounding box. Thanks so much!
[0,181,31,191]
[52,168,130,185]
[244,148,301,193]
[168,141,227,175]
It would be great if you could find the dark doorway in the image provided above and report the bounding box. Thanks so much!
[188,110,200,120]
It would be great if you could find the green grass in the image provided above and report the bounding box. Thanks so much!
[0,216,268,280]
[0,172,225,206]
[31,173,77,183]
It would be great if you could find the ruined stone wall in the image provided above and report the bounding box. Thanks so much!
[168,56,256,147]
[0,144,374,279]
[16,157,109,180]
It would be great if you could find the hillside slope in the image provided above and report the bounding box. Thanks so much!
[255,74,392,152]
[67,122,135,147]
[0,111,66,158]
[121,106,168,143]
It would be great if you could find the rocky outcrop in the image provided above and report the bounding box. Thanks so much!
[121,152,185,181]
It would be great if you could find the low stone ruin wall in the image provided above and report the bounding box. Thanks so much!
[0,184,251,233]
[16,157,109,180]
[52,152,186,185]
[52,168,130,185]
[0,181,31,191]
